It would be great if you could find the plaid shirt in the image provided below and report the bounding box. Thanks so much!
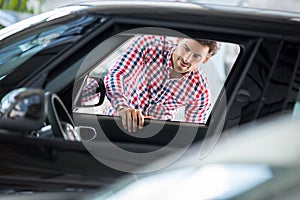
[81,77,101,105]
[105,35,211,123]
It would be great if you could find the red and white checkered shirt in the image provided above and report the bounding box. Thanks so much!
[105,35,211,123]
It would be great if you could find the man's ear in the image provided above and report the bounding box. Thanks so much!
[202,55,211,64]
[176,38,182,43]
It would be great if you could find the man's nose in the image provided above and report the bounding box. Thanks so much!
[183,53,192,63]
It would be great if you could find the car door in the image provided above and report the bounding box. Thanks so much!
[52,11,300,171]
[56,20,244,162]
[1,3,300,193]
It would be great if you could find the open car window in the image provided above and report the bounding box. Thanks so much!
[74,32,240,124]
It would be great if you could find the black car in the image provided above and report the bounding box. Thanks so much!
[0,1,299,199]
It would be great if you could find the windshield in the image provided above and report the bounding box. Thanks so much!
[0,6,88,41]
[0,15,104,81]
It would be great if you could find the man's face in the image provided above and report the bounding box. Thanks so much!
[172,38,210,74]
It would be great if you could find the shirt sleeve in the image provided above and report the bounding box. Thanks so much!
[185,79,212,124]
[104,35,156,111]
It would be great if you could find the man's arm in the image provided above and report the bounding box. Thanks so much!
[185,88,211,124]
[105,35,157,132]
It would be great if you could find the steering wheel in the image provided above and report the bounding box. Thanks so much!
[45,92,78,140]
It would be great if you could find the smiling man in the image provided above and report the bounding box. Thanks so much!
[105,35,220,132]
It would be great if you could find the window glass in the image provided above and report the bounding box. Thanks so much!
[77,34,240,124]
[0,15,104,80]
[292,89,300,118]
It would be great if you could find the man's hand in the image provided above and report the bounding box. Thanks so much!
[118,107,145,133]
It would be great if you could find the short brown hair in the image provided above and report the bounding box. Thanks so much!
[196,39,221,57]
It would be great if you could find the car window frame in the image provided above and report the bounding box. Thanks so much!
[74,33,241,122]
[41,19,257,130]
[40,16,272,141]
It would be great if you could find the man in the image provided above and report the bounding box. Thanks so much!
[105,35,220,132]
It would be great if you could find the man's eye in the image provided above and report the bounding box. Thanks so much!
[193,55,201,59]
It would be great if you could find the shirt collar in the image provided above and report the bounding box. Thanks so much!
[166,49,174,71]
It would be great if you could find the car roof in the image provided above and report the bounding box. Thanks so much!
[1,0,300,41]
[170,114,300,168]
[66,0,300,22]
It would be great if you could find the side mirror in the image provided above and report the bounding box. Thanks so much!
[80,77,106,107]
[0,88,45,132]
